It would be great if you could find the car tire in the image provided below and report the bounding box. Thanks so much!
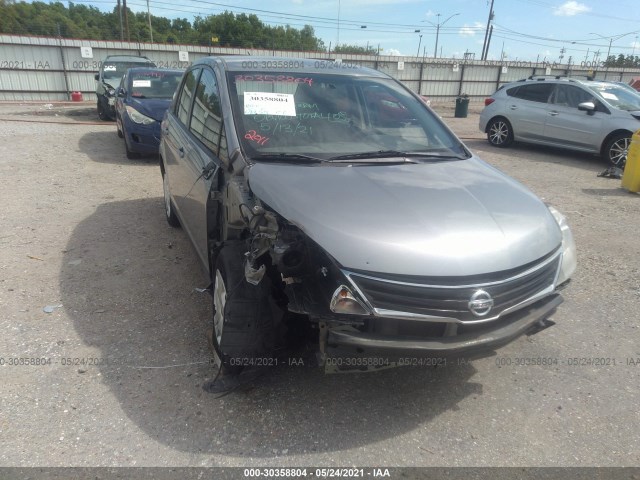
[162,171,180,228]
[487,117,514,148]
[603,133,631,167]
[211,243,274,373]
[116,115,124,138]
[97,100,108,121]
[124,136,139,160]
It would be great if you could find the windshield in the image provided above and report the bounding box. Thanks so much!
[128,70,183,99]
[226,72,468,161]
[588,84,640,111]
[102,61,154,85]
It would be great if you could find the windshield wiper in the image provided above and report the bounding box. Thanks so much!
[251,153,324,163]
[328,150,467,161]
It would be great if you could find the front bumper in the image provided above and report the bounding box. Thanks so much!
[124,119,161,154]
[326,293,562,361]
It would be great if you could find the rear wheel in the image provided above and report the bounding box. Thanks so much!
[603,133,631,167]
[211,244,274,373]
[162,171,180,227]
[124,135,139,160]
[487,117,514,148]
[97,100,108,121]
[116,114,124,138]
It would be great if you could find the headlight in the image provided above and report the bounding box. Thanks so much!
[548,206,576,286]
[330,285,370,315]
[125,106,155,125]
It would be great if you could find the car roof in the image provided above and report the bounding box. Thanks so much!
[103,55,155,63]
[192,55,390,78]
[125,67,183,74]
[505,76,631,89]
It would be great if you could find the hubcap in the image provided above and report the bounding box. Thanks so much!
[609,138,630,167]
[489,121,508,144]
[212,269,226,365]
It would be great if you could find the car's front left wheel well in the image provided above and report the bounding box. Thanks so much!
[601,130,633,167]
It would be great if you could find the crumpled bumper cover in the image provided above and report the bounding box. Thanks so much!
[327,293,563,360]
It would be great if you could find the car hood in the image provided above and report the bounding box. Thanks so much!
[128,98,172,121]
[247,156,562,277]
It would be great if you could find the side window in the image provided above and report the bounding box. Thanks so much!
[513,84,554,103]
[190,68,225,158]
[551,85,594,108]
[176,68,200,126]
[506,86,520,97]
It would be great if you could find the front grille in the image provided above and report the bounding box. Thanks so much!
[347,252,561,323]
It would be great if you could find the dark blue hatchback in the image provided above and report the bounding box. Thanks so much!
[115,67,183,158]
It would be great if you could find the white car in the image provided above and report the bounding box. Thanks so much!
[480,76,640,166]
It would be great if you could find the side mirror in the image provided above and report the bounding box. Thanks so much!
[578,101,596,115]
[117,88,126,98]
[94,73,99,81]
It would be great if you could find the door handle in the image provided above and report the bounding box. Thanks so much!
[178,147,185,158]
[509,105,517,110]
[548,111,559,116]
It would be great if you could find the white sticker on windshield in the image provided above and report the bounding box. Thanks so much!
[244,92,296,116]
[601,92,618,101]
[133,79,151,88]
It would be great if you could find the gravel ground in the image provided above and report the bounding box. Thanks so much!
[0,101,639,469]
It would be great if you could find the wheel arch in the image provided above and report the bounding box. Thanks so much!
[485,115,512,133]
[600,129,633,156]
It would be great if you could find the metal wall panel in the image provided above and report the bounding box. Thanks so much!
[2,34,639,102]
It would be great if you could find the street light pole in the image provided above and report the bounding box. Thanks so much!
[416,34,423,57]
[590,30,640,69]
[423,13,459,59]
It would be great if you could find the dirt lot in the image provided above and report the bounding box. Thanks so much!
[0,101,639,469]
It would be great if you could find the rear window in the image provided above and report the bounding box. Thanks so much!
[129,70,182,99]
[102,59,155,85]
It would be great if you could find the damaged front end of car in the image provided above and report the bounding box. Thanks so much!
[231,159,575,373]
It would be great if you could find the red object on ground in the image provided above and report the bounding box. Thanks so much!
[71,91,83,101]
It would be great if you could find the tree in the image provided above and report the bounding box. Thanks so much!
[0,1,326,50]
[334,44,378,55]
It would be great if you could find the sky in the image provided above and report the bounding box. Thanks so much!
[74,0,640,62]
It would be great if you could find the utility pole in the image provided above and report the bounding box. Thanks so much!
[116,0,124,41]
[146,0,153,43]
[123,0,130,42]
[336,0,341,49]
[484,25,493,60]
[481,0,495,61]
[416,34,422,57]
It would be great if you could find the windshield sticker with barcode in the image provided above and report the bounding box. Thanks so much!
[132,79,151,88]
[244,92,296,116]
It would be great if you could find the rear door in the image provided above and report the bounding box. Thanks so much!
[178,66,227,268]
[162,65,226,271]
[504,83,554,141]
[162,68,204,253]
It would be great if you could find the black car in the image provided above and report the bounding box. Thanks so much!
[159,56,575,383]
